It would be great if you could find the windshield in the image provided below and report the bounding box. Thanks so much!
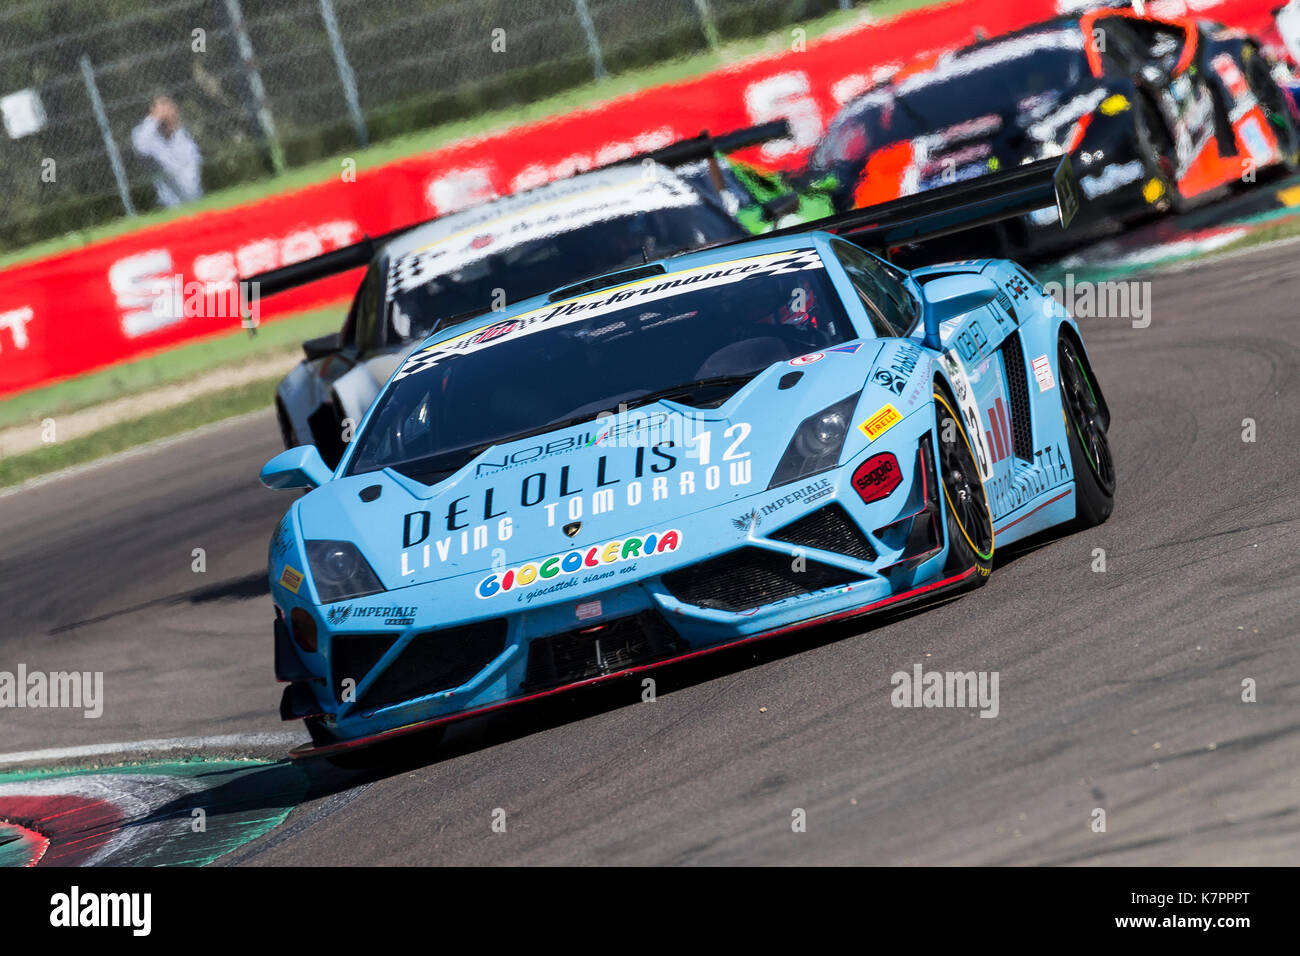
[384,205,743,344]
[812,30,1088,169]
[348,249,855,484]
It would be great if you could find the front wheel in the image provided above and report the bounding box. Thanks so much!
[934,390,994,582]
[1133,90,1188,214]
[1059,337,1115,528]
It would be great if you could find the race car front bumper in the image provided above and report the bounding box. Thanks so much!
[279,421,968,759]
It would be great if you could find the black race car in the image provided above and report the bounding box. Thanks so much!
[805,8,1299,254]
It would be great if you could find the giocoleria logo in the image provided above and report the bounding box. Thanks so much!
[476,528,682,599]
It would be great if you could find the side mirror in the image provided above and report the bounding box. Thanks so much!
[261,445,333,490]
[920,275,999,352]
[302,331,341,362]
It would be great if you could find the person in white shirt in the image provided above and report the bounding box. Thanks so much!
[130,96,203,207]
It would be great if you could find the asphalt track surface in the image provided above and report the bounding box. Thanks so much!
[2,240,1298,865]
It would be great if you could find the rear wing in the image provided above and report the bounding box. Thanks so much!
[252,235,390,298]
[246,120,794,299]
[600,120,791,171]
[759,155,1080,251]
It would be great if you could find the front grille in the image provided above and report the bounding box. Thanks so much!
[331,633,400,702]
[662,547,860,612]
[1000,332,1034,461]
[356,620,507,712]
[769,503,876,561]
[523,611,685,691]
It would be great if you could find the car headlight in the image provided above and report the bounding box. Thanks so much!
[768,392,860,489]
[304,539,385,604]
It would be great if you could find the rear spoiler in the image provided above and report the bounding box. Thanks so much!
[246,120,794,299]
[527,160,1079,308]
[757,155,1080,251]
[601,120,791,171]
[251,234,394,298]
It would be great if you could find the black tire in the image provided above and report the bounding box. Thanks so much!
[1242,45,1300,172]
[934,389,994,583]
[1133,88,1188,214]
[307,401,347,470]
[1059,336,1115,528]
[275,399,298,449]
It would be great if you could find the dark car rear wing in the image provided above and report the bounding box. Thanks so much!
[758,155,1079,251]
[245,120,795,298]
[251,153,1076,310]
[251,235,390,298]
[600,120,791,171]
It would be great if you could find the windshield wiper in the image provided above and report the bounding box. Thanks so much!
[379,378,757,485]
[460,377,755,454]
[622,374,757,410]
[479,411,612,451]
[371,412,603,484]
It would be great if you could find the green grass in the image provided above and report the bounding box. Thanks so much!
[0,375,282,488]
[0,303,343,431]
[1215,208,1300,254]
[0,0,942,269]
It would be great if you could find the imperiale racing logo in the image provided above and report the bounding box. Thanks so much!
[476,529,681,599]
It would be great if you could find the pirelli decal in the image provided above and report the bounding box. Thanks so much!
[859,403,903,442]
[279,565,304,594]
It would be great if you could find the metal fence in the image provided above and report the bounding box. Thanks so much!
[0,0,862,252]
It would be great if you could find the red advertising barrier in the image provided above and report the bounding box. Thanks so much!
[0,0,1277,398]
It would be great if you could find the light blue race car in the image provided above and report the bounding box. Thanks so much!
[260,158,1113,761]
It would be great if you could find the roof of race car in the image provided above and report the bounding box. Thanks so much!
[816,22,1084,139]
[381,162,709,271]
[893,25,1083,93]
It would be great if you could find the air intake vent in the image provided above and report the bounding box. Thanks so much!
[331,633,400,702]
[769,504,876,561]
[523,612,685,691]
[355,620,507,712]
[1000,332,1034,461]
[662,547,860,612]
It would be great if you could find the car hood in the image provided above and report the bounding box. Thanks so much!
[297,341,885,588]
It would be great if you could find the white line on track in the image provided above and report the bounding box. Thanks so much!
[1144,230,1300,277]
[0,408,270,500]
[0,732,307,769]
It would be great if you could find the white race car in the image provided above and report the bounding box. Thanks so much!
[274,163,748,466]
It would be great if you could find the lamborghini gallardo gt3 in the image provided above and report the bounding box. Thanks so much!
[259,158,1115,760]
